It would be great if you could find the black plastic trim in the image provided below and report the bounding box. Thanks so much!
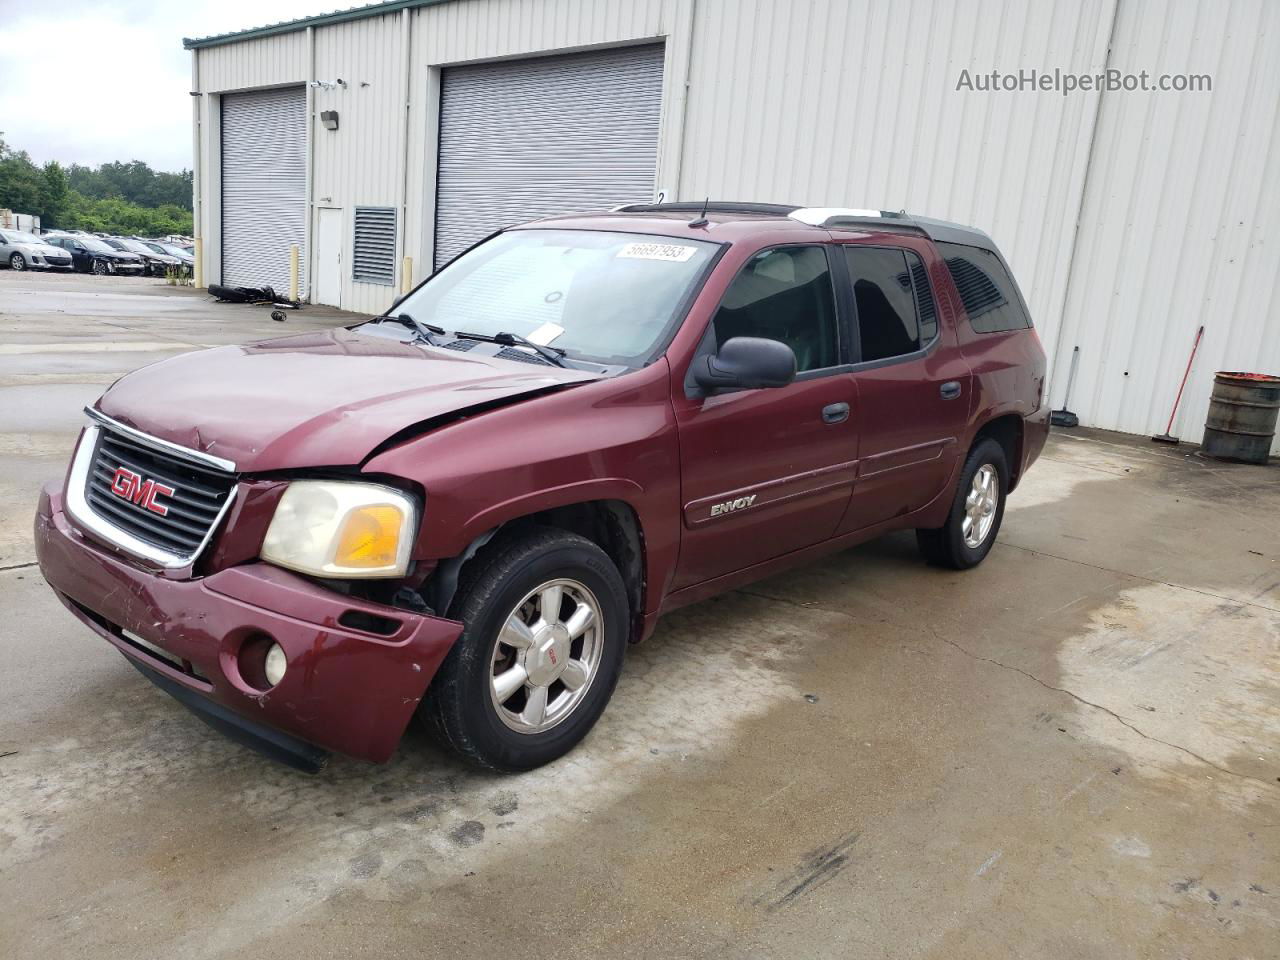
[129,659,330,774]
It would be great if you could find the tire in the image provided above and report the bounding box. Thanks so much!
[91,259,110,275]
[916,437,1009,570]
[9,253,26,271]
[420,528,629,771]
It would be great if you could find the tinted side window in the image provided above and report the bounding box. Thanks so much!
[936,241,1029,333]
[713,245,838,373]
[844,247,936,362]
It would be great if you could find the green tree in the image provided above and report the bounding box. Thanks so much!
[0,135,193,234]
[0,136,45,216]
[39,161,70,228]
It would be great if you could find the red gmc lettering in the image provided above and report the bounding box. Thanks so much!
[109,466,175,516]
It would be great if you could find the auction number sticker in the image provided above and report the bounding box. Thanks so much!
[617,242,698,262]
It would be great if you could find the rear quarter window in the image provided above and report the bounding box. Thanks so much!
[936,241,1030,333]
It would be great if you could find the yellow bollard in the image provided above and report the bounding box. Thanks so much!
[401,256,413,295]
[193,237,204,288]
[289,245,300,302]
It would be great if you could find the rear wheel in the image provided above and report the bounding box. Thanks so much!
[421,528,628,771]
[9,253,25,271]
[916,437,1008,569]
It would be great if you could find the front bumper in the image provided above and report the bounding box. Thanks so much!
[34,482,463,766]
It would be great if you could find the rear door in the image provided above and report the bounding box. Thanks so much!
[835,239,972,533]
[671,244,858,589]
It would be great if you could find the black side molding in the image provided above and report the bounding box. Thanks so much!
[130,659,330,774]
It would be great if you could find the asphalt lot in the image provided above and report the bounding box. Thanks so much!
[1,271,1277,959]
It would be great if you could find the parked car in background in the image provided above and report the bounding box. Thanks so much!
[43,234,146,275]
[0,229,74,271]
[102,237,182,277]
[35,202,1048,774]
[137,239,194,272]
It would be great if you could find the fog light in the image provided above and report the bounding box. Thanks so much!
[264,643,287,686]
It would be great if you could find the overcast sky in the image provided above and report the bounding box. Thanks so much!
[0,0,334,172]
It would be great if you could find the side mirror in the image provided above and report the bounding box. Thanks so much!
[692,336,797,392]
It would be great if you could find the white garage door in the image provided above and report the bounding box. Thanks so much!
[434,44,665,269]
[221,86,307,291]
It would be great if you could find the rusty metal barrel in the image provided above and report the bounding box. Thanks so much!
[1201,372,1280,464]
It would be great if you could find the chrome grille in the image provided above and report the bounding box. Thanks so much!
[82,425,237,560]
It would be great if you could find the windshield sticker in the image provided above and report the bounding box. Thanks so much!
[526,322,566,345]
[617,242,698,262]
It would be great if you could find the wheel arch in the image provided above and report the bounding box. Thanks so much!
[971,413,1025,490]
[423,498,647,642]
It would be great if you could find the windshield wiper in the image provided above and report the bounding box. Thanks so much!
[453,330,568,368]
[369,312,444,345]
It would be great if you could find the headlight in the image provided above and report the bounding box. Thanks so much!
[261,480,418,578]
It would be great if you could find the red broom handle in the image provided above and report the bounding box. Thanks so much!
[1164,325,1204,435]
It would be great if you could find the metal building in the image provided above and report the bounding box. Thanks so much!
[187,0,1280,452]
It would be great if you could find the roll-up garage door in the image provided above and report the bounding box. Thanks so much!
[221,86,307,291]
[434,43,664,269]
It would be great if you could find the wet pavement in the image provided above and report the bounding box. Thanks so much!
[1,272,1277,958]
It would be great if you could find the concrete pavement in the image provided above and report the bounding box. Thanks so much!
[1,272,1276,959]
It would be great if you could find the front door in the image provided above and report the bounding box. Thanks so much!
[672,244,858,590]
[834,241,972,533]
[313,207,343,307]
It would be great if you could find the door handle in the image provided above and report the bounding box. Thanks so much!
[940,381,962,400]
[822,402,850,424]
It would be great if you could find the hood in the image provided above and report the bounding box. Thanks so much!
[27,242,67,256]
[96,327,600,472]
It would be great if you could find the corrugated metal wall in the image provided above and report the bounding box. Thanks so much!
[1052,0,1280,452]
[309,13,409,313]
[197,31,308,92]
[191,0,1280,451]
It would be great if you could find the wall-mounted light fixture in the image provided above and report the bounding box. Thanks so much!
[320,110,339,131]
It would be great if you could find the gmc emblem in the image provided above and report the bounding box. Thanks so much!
[110,466,175,516]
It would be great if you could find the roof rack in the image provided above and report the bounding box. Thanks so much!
[609,201,801,217]
[788,207,910,228]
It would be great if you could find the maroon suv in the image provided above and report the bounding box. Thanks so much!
[35,203,1047,772]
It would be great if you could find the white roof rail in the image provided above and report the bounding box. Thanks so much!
[789,207,908,227]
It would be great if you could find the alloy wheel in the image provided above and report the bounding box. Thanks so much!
[962,463,999,548]
[488,578,603,734]
[10,253,24,271]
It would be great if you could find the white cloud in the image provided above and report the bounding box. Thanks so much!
[0,0,333,171]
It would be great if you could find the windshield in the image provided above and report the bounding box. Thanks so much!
[102,238,128,251]
[392,229,718,366]
[152,241,187,257]
[77,237,113,253]
[4,231,42,244]
[118,239,154,254]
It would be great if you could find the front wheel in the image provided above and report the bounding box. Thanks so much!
[420,528,628,771]
[91,259,110,275]
[9,253,25,271]
[916,437,1008,569]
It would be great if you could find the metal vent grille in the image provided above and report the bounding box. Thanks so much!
[496,347,554,366]
[352,206,396,285]
[85,428,236,559]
